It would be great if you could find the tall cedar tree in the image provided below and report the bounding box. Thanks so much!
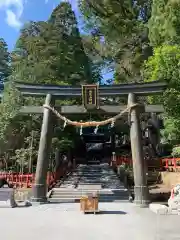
[4,3,98,166]
[11,21,52,84]
[0,38,11,83]
[48,2,93,85]
[12,3,96,85]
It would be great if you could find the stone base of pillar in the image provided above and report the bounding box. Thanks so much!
[31,183,48,203]
[134,185,150,207]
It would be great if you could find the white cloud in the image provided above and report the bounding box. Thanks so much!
[0,0,24,29]
[6,9,22,28]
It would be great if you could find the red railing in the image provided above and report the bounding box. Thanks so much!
[0,172,55,188]
[110,155,132,168]
[0,161,76,189]
[48,164,74,190]
[161,158,180,171]
[111,155,180,171]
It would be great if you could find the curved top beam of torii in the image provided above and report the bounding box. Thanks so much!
[14,81,167,98]
[0,81,167,114]
[0,81,167,98]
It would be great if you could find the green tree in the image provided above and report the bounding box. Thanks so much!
[0,38,11,82]
[146,0,180,148]
[11,21,57,85]
[144,45,180,112]
[143,45,180,144]
[78,0,153,83]
[12,2,99,85]
[81,34,103,83]
[2,2,101,169]
[148,0,180,46]
[0,81,23,157]
[48,2,96,85]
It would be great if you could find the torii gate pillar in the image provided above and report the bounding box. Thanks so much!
[128,93,150,207]
[32,94,55,203]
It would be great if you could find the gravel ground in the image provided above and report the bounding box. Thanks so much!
[0,202,180,240]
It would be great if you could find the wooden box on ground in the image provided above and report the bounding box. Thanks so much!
[80,194,99,214]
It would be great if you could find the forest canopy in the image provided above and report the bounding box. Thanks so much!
[0,0,180,171]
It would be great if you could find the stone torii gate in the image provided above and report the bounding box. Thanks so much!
[15,81,167,207]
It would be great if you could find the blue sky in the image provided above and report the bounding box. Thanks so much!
[0,0,113,82]
[0,0,79,50]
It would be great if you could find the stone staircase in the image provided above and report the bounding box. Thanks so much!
[48,164,129,203]
[87,159,101,165]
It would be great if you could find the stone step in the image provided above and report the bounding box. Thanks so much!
[48,198,129,203]
[60,179,121,183]
[51,163,128,203]
[75,172,107,174]
[63,175,120,178]
[53,188,127,192]
[69,175,116,177]
[50,188,129,202]
[62,180,104,183]
[71,173,113,175]
[52,188,106,192]
[75,170,112,172]
[52,191,114,195]
[71,172,106,173]
[50,195,129,201]
[87,161,100,163]
[51,191,128,196]
[49,190,129,200]
[57,184,125,189]
[50,196,129,201]
[76,180,121,182]
[70,175,117,177]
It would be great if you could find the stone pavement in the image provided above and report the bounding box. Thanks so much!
[0,202,180,240]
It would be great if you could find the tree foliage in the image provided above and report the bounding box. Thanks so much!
[145,0,180,148]
[172,145,180,157]
[143,44,180,145]
[1,0,180,168]
[0,82,22,142]
[0,38,11,82]
[78,0,153,83]
[12,2,100,85]
[0,2,100,170]
[148,0,180,46]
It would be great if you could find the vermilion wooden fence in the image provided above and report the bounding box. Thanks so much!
[110,155,132,168]
[0,172,54,188]
[111,155,180,171]
[116,156,132,165]
[161,158,180,171]
[0,165,73,189]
